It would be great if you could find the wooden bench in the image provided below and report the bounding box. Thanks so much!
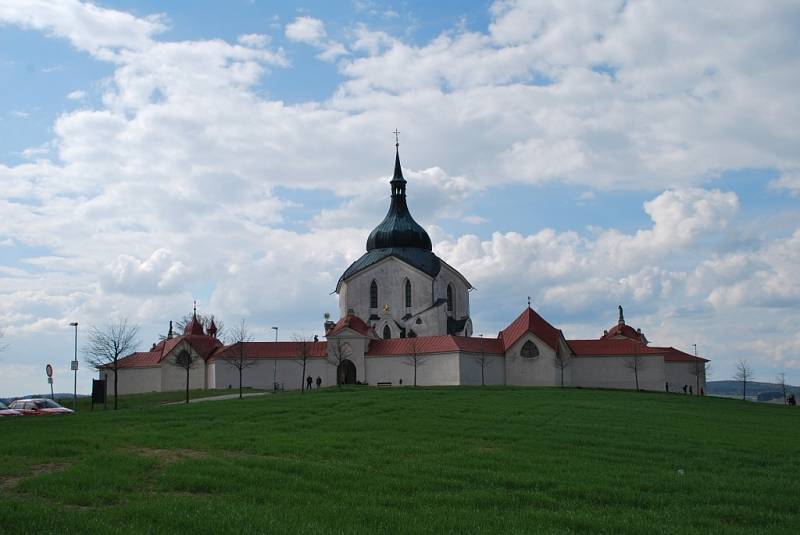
[377,382,392,387]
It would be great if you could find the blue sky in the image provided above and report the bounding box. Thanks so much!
[1,0,799,396]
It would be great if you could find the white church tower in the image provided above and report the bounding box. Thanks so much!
[335,141,473,339]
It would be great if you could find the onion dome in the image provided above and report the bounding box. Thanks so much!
[366,146,432,251]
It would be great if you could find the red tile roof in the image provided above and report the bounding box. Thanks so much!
[326,314,375,337]
[115,351,162,368]
[110,333,223,369]
[210,341,327,360]
[498,307,561,351]
[366,335,504,356]
[568,338,664,356]
[656,346,709,362]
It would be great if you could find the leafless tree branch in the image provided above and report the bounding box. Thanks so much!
[84,318,140,410]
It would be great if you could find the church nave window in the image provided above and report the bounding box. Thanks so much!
[383,324,392,339]
[405,279,412,308]
[370,280,378,309]
[447,284,454,313]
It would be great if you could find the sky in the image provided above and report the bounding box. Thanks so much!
[1,0,799,397]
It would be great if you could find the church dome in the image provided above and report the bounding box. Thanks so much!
[366,147,432,252]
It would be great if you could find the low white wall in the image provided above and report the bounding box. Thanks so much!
[365,353,460,386]
[459,353,505,385]
[571,355,665,391]
[100,367,161,396]
[665,362,705,394]
[212,358,334,391]
[505,334,561,387]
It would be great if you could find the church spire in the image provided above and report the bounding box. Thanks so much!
[390,130,406,196]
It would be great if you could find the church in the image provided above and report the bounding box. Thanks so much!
[102,145,708,395]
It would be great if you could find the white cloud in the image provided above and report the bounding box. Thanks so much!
[238,33,270,48]
[66,90,86,100]
[285,16,327,45]
[0,0,166,56]
[285,15,347,62]
[0,0,799,392]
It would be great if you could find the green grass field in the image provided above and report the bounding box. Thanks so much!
[1,387,798,534]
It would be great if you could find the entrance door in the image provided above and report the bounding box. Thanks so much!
[337,359,357,385]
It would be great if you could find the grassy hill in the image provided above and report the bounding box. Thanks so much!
[1,387,798,534]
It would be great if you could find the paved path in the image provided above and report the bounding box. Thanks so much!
[162,392,269,405]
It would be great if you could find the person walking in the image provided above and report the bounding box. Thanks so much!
[306,375,313,391]
[316,376,322,389]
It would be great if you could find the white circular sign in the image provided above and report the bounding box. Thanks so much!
[46,364,53,377]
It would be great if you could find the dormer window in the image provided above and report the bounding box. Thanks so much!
[383,325,391,339]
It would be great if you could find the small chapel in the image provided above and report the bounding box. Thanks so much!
[102,144,708,395]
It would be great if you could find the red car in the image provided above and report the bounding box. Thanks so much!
[7,398,74,416]
[0,400,22,417]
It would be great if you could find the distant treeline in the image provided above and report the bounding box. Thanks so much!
[707,380,799,398]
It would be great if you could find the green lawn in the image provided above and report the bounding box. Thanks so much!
[1,387,798,534]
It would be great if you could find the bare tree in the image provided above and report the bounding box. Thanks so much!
[734,359,753,401]
[472,335,490,386]
[327,337,352,387]
[552,339,571,388]
[622,349,646,391]
[84,318,140,410]
[293,334,314,393]
[222,319,255,399]
[403,337,427,387]
[776,372,788,404]
[172,348,200,404]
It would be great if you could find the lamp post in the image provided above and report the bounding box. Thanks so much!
[69,322,78,411]
[271,326,278,390]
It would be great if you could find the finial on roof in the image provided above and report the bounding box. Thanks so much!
[528,296,532,308]
[393,128,400,147]
[618,305,625,325]
[193,300,197,317]
[167,320,173,339]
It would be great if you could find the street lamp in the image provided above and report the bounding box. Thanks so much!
[271,326,278,390]
[69,322,78,411]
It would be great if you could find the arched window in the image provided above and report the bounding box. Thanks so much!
[447,284,454,313]
[520,340,539,358]
[370,280,378,309]
[405,279,412,308]
[383,324,391,339]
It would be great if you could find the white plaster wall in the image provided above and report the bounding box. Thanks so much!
[326,332,369,383]
[339,256,471,337]
[340,257,435,324]
[459,353,505,385]
[433,261,470,321]
[212,358,334,391]
[665,362,706,393]
[504,334,560,387]
[365,353,460,386]
[100,367,161,395]
[161,359,206,392]
[571,355,666,391]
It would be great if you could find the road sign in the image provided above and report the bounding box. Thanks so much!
[47,377,53,384]
[46,363,53,377]
[70,360,79,371]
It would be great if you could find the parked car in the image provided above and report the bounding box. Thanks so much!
[0,400,22,417]
[7,398,74,415]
